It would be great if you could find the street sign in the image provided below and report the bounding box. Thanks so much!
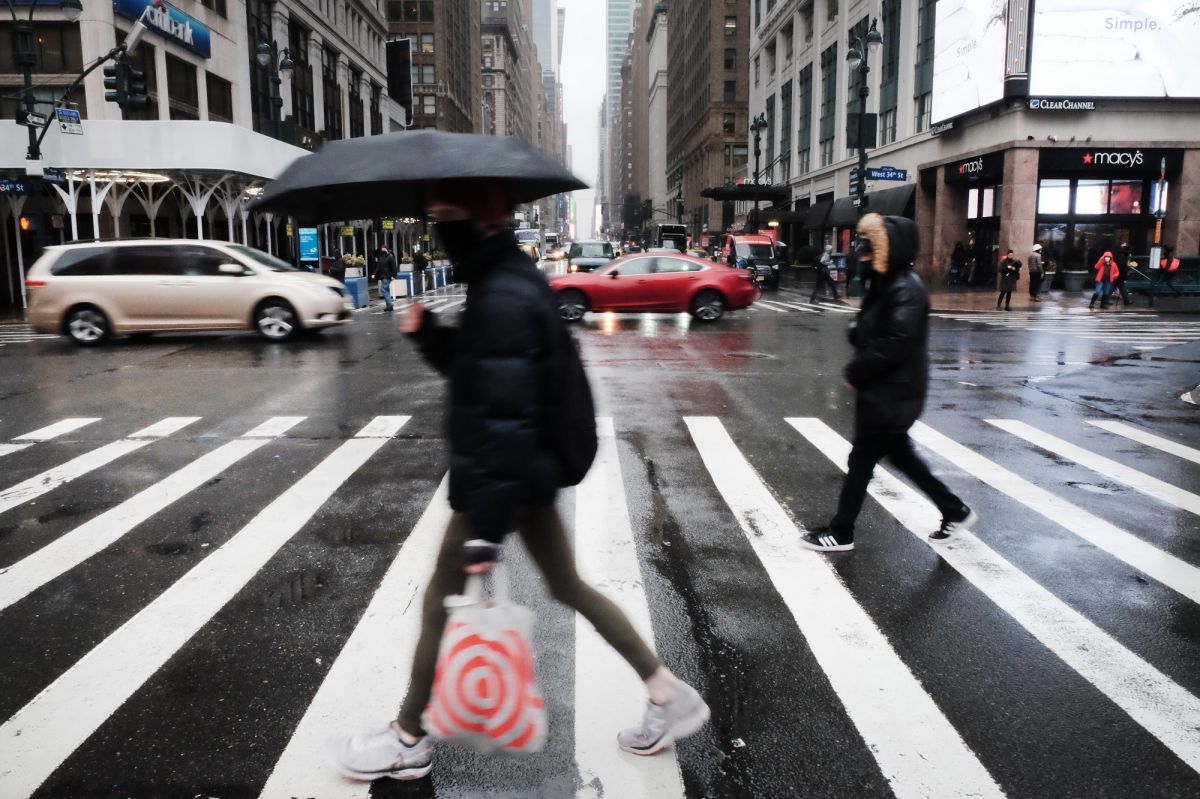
[852,197,863,207]
[42,167,66,185]
[285,223,294,237]
[55,108,83,135]
[15,110,47,128]
[0,179,28,195]
[382,219,395,230]
[851,166,909,184]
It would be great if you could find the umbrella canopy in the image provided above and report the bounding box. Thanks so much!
[251,130,587,222]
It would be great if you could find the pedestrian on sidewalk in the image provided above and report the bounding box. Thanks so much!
[326,180,709,782]
[950,241,966,286]
[1112,246,1132,307]
[811,244,840,303]
[1149,246,1183,307]
[1028,244,1044,302]
[996,249,1020,310]
[1089,251,1118,309]
[801,213,976,553]
[373,245,399,311]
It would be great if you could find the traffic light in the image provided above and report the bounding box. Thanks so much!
[124,66,150,111]
[103,62,129,107]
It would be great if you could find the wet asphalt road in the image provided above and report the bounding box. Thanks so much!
[0,281,1198,799]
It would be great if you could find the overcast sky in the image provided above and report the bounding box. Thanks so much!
[559,0,605,237]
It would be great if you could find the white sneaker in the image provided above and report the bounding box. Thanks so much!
[617,681,710,756]
[325,724,433,781]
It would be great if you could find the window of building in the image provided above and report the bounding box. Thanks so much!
[289,20,316,131]
[348,69,364,137]
[779,80,792,181]
[802,5,814,42]
[818,44,837,167]
[782,25,793,62]
[827,0,838,21]
[723,112,735,134]
[199,0,227,17]
[766,42,776,76]
[322,47,343,139]
[724,48,736,70]
[420,94,435,115]
[114,28,157,120]
[420,33,434,53]
[370,82,383,135]
[387,1,403,22]
[0,22,83,73]
[878,0,900,144]
[246,0,273,133]
[724,15,737,36]
[419,64,434,84]
[754,0,761,28]
[754,56,760,86]
[914,91,931,133]
[724,144,748,171]
[724,80,737,103]
[1037,180,1070,215]
[483,55,493,68]
[879,108,897,145]
[206,72,233,123]
[165,53,199,120]
[764,94,775,181]
[914,0,936,105]
[796,64,812,175]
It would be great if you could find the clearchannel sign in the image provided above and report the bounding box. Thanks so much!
[1030,1,1200,98]
[114,0,212,59]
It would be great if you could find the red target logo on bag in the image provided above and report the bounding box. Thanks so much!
[423,574,547,753]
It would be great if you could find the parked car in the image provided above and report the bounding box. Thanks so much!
[550,252,758,322]
[566,240,617,272]
[719,233,781,290]
[25,239,353,346]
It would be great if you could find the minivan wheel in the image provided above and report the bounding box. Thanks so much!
[690,290,725,322]
[65,306,110,346]
[255,299,299,341]
[559,289,588,322]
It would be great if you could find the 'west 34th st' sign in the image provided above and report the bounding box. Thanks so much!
[114,0,212,59]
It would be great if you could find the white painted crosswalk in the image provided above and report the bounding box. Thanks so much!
[932,311,1200,350]
[0,324,59,346]
[0,411,1198,795]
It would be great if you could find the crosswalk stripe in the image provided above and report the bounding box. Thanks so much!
[575,418,685,798]
[789,417,1200,776]
[766,300,821,313]
[0,417,306,613]
[1087,421,1200,466]
[432,299,466,314]
[0,418,100,459]
[0,416,409,798]
[260,474,451,798]
[989,419,1200,517]
[752,300,788,312]
[0,417,199,517]
[909,422,1200,606]
[685,417,1004,799]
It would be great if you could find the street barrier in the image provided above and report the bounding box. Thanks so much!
[344,277,368,309]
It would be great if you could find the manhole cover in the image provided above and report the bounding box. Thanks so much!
[724,351,777,360]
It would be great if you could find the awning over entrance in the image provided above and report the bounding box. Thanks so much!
[700,183,791,204]
[826,184,915,227]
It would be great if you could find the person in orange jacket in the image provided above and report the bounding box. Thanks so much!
[1149,245,1183,307]
[1089,251,1119,309]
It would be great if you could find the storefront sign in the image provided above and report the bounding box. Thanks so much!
[299,228,319,261]
[930,120,955,135]
[1029,98,1097,111]
[339,226,355,237]
[944,151,1004,183]
[382,219,395,230]
[285,224,294,237]
[1039,147,1182,174]
[114,0,212,59]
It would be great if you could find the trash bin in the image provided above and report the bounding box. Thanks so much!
[344,276,368,308]
[395,271,417,297]
[1061,271,1088,292]
[435,265,448,288]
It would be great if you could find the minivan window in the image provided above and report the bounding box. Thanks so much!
[570,242,614,259]
[735,243,775,260]
[50,247,110,276]
[229,244,298,272]
[112,246,185,275]
[179,246,236,277]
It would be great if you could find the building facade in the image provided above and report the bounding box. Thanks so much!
[387,0,480,132]
[750,0,1200,282]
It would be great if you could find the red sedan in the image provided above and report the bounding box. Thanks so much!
[549,253,759,322]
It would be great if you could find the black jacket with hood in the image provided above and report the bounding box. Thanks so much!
[845,214,931,432]
[409,232,561,545]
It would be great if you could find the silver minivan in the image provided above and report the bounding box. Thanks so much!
[26,239,352,345]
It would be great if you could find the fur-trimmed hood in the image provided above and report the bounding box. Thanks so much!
[856,213,918,277]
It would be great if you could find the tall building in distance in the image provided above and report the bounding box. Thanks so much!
[533,0,568,235]
[386,0,481,133]
[600,0,632,235]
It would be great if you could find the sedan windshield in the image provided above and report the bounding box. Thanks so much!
[229,244,299,272]
[735,243,775,260]
[571,242,614,258]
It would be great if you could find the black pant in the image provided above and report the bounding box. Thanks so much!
[996,290,1012,309]
[1029,272,1043,299]
[1149,271,1182,305]
[831,428,964,538]
[812,264,839,301]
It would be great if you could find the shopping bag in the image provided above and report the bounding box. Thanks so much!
[422,567,547,754]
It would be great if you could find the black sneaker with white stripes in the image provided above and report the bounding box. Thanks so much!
[931,504,978,540]
[799,526,854,552]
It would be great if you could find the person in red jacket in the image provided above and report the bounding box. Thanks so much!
[1089,251,1119,310]
[1149,245,1183,307]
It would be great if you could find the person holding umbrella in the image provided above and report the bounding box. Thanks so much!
[254,134,710,782]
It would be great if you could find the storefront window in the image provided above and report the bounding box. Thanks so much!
[1037,179,1070,214]
[1074,179,1109,215]
[1108,180,1143,214]
[967,188,979,220]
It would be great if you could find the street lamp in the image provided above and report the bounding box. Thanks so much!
[749,112,768,231]
[846,17,882,296]
[256,41,294,141]
[6,0,83,167]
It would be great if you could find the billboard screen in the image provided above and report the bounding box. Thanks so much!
[1030,1,1200,98]
[931,0,1008,124]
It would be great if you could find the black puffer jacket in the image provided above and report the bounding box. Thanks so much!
[410,232,560,545]
[845,215,930,432]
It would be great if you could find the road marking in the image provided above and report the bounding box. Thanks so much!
[575,418,685,799]
[0,416,408,798]
[1087,421,1200,466]
[790,417,1200,776]
[764,300,821,313]
[0,417,305,613]
[0,417,199,517]
[752,300,787,312]
[988,419,1200,517]
[909,422,1200,606]
[685,417,1003,799]
[432,299,466,314]
[260,474,451,799]
[0,418,100,459]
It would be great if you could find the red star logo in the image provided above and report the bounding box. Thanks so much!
[1083,153,1094,165]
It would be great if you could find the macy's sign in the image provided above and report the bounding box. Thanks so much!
[957,158,985,175]
[1083,150,1145,167]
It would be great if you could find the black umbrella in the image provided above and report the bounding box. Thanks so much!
[251,130,587,222]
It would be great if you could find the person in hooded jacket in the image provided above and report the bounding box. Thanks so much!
[801,213,976,552]
[812,243,841,303]
[1089,251,1119,309]
[325,180,709,782]
[996,249,1021,310]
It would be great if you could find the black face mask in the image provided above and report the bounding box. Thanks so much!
[436,219,484,265]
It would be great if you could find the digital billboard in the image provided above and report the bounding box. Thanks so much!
[1030,1,1200,98]
[931,0,1008,124]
